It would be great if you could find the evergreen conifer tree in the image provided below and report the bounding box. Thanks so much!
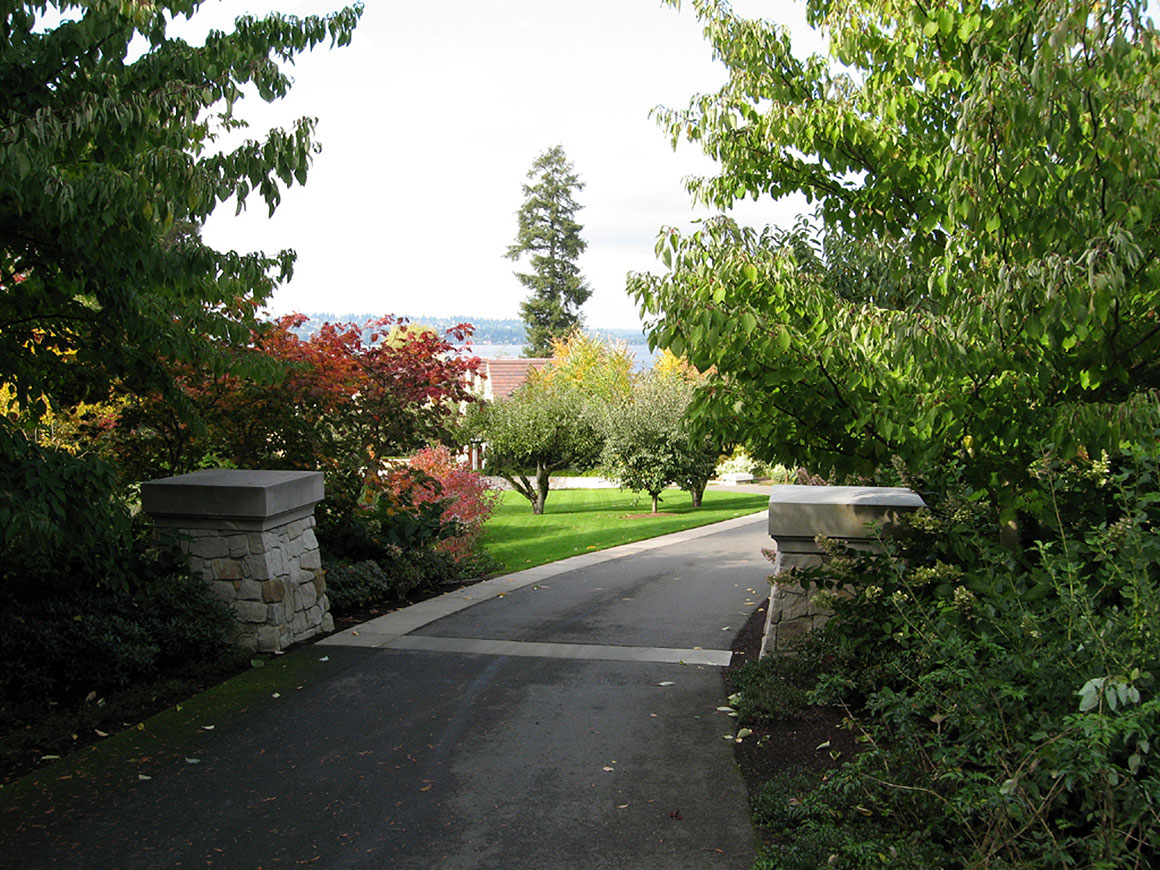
[506,145,591,357]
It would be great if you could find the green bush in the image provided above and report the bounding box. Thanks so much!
[325,547,469,616]
[776,443,1160,869]
[0,564,235,714]
[731,631,863,724]
[752,768,953,869]
[730,655,812,723]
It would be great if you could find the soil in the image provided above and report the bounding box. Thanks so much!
[724,605,861,801]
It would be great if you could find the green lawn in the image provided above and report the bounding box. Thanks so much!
[481,487,768,573]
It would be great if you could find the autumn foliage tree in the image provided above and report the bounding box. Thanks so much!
[111,315,483,523]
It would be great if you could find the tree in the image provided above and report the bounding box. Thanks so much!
[0,1,362,587]
[601,373,718,512]
[539,328,635,404]
[506,145,592,357]
[2,0,362,424]
[109,315,483,528]
[631,0,1160,526]
[466,378,601,514]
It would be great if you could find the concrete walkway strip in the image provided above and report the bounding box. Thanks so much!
[385,634,733,666]
[317,510,766,650]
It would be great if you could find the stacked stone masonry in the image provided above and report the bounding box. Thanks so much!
[760,547,830,656]
[761,485,926,657]
[180,517,333,652]
[140,469,331,653]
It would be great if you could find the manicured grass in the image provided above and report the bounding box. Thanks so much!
[481,487,768,573]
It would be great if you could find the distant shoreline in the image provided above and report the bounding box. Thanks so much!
[285,312,648,348]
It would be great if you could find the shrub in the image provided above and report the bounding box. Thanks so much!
[325,548,466,616]
[730,654,812,723]
[408,444,501,565]
[0,541,236,714]
[778,444,1160,869]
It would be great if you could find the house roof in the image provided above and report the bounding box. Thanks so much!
[479,358,552,400]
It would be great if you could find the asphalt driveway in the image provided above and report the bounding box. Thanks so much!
[1,510,773,870]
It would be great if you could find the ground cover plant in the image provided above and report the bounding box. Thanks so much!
[481,487,767,572]
[735,443,1160,869]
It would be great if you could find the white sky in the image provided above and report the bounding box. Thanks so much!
[174,0,825,328]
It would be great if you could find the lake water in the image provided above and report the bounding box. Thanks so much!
[463,344,658,370]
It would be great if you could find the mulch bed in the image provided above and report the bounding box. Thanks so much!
[724,604,861,800]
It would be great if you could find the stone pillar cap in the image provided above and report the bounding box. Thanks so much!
[141,469,324,531]
[768,484,925,553]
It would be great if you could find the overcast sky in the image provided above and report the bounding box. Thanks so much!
[175,1,824,328]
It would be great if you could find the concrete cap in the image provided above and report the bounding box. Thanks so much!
[141,469,324,530]
[768,485,925,553]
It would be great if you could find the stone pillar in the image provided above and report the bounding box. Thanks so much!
[141,470,332,652]
[761,485,925,657]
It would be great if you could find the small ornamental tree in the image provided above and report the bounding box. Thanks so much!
[601,373,718,512]
[467,377,601,514]
[409,444,501,566]
[110,315,484,526]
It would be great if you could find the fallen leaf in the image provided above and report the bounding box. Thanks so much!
[40,754,60,761]
[351,630,360,636]
[185,758,201,764]
[657,681,675,687]
[137,774,152,781]
[201,725,215,731]
[85,690,97,703]
[602,766,615,772]
[94,729,109,738]
[617,803,630,809]
[720,626,731,631]
[318,656,330,662]
[419,784,433,792]
[816,740,831,751]
[272,693,282,699]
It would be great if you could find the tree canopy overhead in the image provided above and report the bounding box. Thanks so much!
[506,144,591,357]
[632,0,1160,512]
[0,0,363,423]
[0,0,361,583]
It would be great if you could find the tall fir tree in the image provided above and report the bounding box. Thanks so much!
[506,145,591,357]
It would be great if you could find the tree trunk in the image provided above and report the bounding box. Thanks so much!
[651,492,660,513]
[689,484,705,508]
[532,462,551,515]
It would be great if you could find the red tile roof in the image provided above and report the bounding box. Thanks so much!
[479,358,552,400]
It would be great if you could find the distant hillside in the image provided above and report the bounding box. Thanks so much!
[290,314,646,347]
